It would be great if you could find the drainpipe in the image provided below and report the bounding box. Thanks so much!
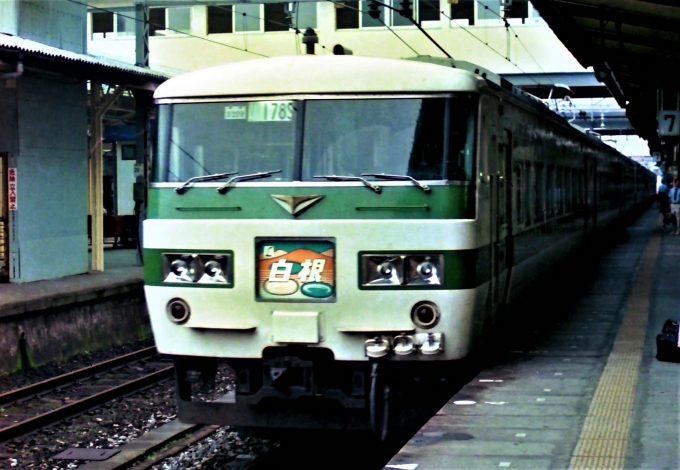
[0,61,23,80]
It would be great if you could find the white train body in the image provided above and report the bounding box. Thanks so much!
[144,55,654,431]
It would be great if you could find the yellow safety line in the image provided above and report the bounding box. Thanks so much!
[569,233,660,470]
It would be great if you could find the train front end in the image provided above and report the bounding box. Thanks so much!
[144,56,484,431]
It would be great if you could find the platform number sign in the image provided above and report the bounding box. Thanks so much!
[659,111,680,136]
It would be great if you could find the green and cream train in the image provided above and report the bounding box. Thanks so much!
[144,55,655,433]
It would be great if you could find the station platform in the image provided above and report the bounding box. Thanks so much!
[0,249,142,318]
[385,207,680,469]
[0,248,145,373]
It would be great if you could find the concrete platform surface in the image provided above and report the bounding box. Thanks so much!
[0,249,142,319]
[386,208,680,469]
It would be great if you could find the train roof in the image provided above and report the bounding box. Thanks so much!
[154,55,486,100]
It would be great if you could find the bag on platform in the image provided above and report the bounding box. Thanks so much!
[657,319,680,363]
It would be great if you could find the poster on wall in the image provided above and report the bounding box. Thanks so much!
[8,168,16,211]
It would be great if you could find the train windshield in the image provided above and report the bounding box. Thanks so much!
[152,96,476,184]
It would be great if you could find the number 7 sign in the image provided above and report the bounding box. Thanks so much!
[659,111,680,136]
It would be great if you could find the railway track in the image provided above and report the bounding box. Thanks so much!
[0,347,173,444]
[0,346,424,469]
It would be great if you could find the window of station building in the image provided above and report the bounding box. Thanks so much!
[337,0,438,29]
[149,8,166,36]
[264,4,291,32]
[116,14,135,36]
[150,7,191,35]
[235,4,262,32]
[450,0,474,25]
[293,3,318,30]
[448,0,542,27]
[208,3,316,35]
[503,0,544,25]
[476,0,501,23]
[91,10,134,38]
[145,7,191,36]
[168,7,191,33]
[122,144,136,161]
[92,11,114,37]
[91,7,193,39]
[208,5,233,34]
[336,1,359,29]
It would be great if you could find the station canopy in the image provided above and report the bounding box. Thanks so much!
[0,32,168,88]
[530,0,680,153]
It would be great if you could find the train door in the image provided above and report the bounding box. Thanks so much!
[0,153,8,282]
[490,129,513,314]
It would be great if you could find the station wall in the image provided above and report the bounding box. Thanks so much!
[2,75,89,283]
[86,1,585,75]
[0,0,86,54]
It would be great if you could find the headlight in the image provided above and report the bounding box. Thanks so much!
[162,253,232,285]
[361,256,403,285]
[360,254,443,287]
[405,256,442,285]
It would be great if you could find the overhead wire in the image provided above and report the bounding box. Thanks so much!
[294,3,301,55]
[69,0,268,58]
[203,2,334,55]
[375,16,421,55]
[326,0,420,56]
[420,0,536,79]
[471,0,552,83]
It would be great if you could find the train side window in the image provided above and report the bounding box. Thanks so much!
[302,98,452,181]
[565,168,572,213]
[534,163,544,223]
[525,162,533,225]
[556,166,564,215]
[547,165,554,218]
[514,161,522,224]
[447,96,476,181]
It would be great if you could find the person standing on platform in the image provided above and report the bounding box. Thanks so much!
[669,177,680,234]
[659,179,671,228]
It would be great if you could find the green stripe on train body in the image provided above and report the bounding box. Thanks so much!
[147,185,473,220]
[144,247,486,290]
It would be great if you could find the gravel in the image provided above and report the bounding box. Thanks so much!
[0,339,156,394]
[148,428,276,470]
[0,341,273,470]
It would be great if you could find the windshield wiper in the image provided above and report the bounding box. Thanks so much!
[175,172,238,194]
[314,175,382,194]
[217,170,282,194]
[362,173,431,193]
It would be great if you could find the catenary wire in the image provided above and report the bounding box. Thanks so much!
[70,0,268,58]
[326,0,419,56]
[420,0,538,80]
[471,0,552,84]
[198,2,334,55]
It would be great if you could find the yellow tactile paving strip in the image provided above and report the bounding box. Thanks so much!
[569,233,661,470]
